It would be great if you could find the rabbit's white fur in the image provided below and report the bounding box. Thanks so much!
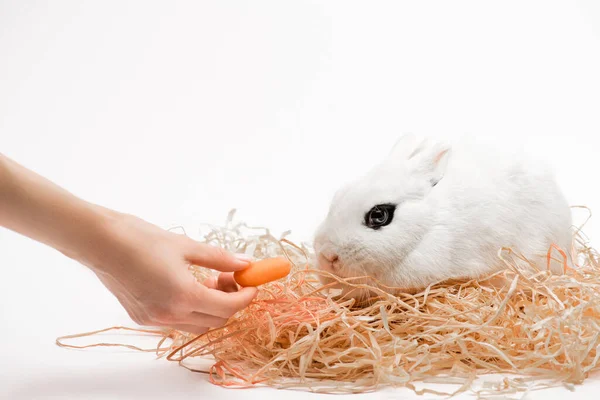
[313,134,573,292]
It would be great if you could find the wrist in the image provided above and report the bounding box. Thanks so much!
[58,202,122,270]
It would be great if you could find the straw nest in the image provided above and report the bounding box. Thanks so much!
[58,208,600,398]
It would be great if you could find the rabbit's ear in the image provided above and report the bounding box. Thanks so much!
[387,134,426,161]
[388,134,451,185]
[411,140,452,186]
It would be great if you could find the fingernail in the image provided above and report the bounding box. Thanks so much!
[234,253,253,263]
[205,276,217,288]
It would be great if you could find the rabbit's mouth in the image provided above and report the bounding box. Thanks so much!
[316,252,375,282]
[314,240,390,282]
[316,251,340,271]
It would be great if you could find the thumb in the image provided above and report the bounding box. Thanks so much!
[185,241,252,272]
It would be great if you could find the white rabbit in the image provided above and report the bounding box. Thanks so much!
[313,134,573,294]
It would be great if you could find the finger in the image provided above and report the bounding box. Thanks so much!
[203,273,238,293]
[170,324,209,336]
[185,241,252,272]
[184,312,229,329]
[217,273,239,293]
[203,276,218,290]
[194,286,258,319]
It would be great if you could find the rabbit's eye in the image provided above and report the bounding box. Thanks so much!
[364,204,396,230]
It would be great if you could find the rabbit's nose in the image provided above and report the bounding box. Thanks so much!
[325,253,339,264]
[318,245,338,262]
[318,248,340,270]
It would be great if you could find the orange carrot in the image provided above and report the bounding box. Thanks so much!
[234,257,292,287]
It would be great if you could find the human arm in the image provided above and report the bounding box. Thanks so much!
[0,153,257,334]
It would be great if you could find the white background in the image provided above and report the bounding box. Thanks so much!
[1,1,600,399]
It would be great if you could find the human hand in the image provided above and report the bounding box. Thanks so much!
[83,209,257,335]
[0,154,257,335]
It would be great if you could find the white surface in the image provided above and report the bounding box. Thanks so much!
[1,1,600,399]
